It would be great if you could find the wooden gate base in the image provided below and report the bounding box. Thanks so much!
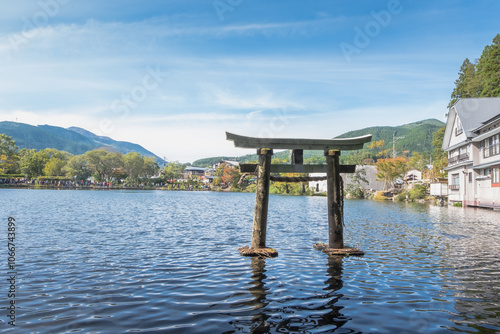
[313,243,365,256]
[238,246,278,258]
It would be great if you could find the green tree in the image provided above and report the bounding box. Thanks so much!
[346,168,368,198]
[141,157,159,178]
[84,150,106,180]
[0,134,18,157]
[19,149,49,178]
[64,155,92,181]
[41,149,71,176]
[449,34,500,107]
[102,152,123,181]
[123,152,144,182]
[43,157,67,176]
[84,150,123,181]
[0,134,19,173]
[43,148,71,161]
[478,34,500,97]
[431,126,447,178]
[407,152,426,173]
[343,150,371,165]
[448,58,481,108]
[162,161,185,180]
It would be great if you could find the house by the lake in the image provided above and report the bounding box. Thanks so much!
[183,166,208,177]
[442,97,500,209]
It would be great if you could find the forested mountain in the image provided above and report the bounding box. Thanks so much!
[335,118,444,154]
[0,121,165,164]
[192,118,445,166]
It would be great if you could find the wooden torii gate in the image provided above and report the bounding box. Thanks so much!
[226,132,372,257]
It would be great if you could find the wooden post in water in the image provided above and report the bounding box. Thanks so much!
[325,149,343,249]
[251,148,273,249]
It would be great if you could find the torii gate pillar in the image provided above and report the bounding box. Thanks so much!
[325,149,343,249]
[251,148,273,248]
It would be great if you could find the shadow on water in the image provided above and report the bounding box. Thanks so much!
[228,256,350,334]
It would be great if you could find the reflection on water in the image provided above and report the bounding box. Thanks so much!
[0,189,499,333]
[246,258,270,332]
[323,256,346,330]
[430,206,500,332]
[229,256,347,333]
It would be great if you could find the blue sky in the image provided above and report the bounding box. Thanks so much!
[0,0,499,162]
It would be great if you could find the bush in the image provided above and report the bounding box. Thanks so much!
[373,191,389,201]
[243,184,257,193]
[346,185,364,199]
[0,174,24,178]
[453,202,463,207]
[408,184,427,201]
[395,190,408,202]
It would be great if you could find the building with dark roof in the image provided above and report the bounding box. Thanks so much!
[183,166,208,177]
[442,97,500,209]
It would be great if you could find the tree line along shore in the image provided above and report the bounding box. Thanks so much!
[0,128,445,202]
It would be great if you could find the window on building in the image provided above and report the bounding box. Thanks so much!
[494,135,500,156]
[493,167,500,186]
[455,117,463,136]
[450,173,460,190]
[469,172,472,183]
[483,134,500,158]
[484,168,491,177]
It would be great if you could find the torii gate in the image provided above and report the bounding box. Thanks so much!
[226,132,372,257]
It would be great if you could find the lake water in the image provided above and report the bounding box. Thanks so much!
[0,189,499,333]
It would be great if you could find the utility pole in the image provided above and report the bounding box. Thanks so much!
[393,133,405,158]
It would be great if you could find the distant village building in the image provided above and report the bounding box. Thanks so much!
[442,97,500,209]
[404,169,423,183]
[183,166,208,177]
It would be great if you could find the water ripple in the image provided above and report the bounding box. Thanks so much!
[0,190,499,333]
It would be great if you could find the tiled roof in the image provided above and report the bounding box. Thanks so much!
[452,98,500,137]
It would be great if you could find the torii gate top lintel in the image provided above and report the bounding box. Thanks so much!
[226,132,372,151]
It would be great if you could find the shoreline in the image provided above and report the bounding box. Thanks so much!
[0,184,211,192]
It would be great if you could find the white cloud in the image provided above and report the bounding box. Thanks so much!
[206,87,303,110]
[246,110,263,120]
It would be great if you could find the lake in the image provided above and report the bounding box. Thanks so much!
[0,189,499,333]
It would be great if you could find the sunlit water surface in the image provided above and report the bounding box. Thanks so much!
[0,189,499,333]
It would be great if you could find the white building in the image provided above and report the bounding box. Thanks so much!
[309,165,385,193]
[442,97,500,209]
[404,169,423,183]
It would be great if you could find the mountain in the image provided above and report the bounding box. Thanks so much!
[192,119,445,166]
[0,121,165,164]
[335,118,445,153]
